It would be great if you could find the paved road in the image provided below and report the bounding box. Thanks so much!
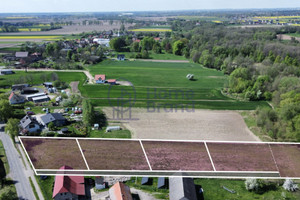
[0,123,36,200]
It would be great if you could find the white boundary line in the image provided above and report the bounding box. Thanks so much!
[268,144,281,177]
[19,137,37,175]
[34,169,279,173]
[139,140,152,171]
[18,136,300,145]
[76,139,90,170]
[18,136,300,178]
[204,142,216,171]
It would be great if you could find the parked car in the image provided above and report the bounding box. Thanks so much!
[26,111,35,115]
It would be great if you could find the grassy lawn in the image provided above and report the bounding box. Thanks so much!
[195,178,300,200]
[0,140,9,175]
[36,175,54,200]
[0,140,18,198]
[89,129,131,138]
[127,177,169,199]
[114,51,187,60]
[82,60,269,110]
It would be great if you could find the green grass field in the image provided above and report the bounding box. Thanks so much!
[195,178,300,200]
[114,51,187,60]
[82,60,269,110]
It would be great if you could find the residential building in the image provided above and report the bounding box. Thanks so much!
[109,182,133,200]
[20,115,41,134]
[52,166,85,200]
[40,113,67,127]
[95,74,106,84]
[9,92,26,104]
[169,176,197,200]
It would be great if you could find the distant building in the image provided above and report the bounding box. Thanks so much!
[95,74,106,84]
[43,82,53,88]
[20,115,41,134]
[169,176,197,200]
[12,84,29,91]
[9,92,26,104]
[40,113,67,127]
[52,166,85,200]
[95,177,106,190]
[109,182,132,200]
[0,69,14,75]
[93,38,110,47]
[15,52,29,58]
[107,79,116,85]
[117,54,125,61]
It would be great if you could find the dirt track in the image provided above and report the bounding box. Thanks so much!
[102,107,260,142]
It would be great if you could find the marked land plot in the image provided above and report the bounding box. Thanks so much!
[20,138,87,170]
[270,144,300,177]
[206,142,278,172]
[78,139,150,170]
[142,141,213,171]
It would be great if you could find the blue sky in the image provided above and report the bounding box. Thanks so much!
[1,0,300,13]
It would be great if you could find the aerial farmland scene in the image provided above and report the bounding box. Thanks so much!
[0,0,300,200]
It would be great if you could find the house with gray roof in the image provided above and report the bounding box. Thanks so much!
[169,176,197,200]
[40,113,67,127]
[20,115,41,134]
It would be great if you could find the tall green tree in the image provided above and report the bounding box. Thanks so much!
[0,100,13,122]
[5,118,19,142]
[82,99,95,126]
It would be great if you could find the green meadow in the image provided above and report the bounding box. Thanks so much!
[82,60,269,110]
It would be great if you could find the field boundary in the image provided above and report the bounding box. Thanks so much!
[19,136,300,178]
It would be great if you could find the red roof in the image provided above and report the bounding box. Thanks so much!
[52,166,85,198]
[154,37,160,41]
[8,92,14,100]
[107,79,116,83]
[95,74,106,81]
[109,182,132,200]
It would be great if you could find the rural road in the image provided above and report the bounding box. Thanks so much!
[0,123,44,200]
[13,68,95,84]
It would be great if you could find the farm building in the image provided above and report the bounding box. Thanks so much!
[117,54,125,61]
[109,182,132,200]
[95,177,106,190]
[0,69,14,75]
[20,115,41,134]
[25,93,48,101]
[95,74,106,84]
[15,51,29,58]
[93,38,110,47]
[32,95,50,103]
[43,82,53,88]
[40,113,67,127]
[12,84,29,91]
[169,176,197,200]
[52,166,85,200]
[9,92,26,104]
[107,79,117,85]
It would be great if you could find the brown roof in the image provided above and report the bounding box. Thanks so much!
[109,182,132,200]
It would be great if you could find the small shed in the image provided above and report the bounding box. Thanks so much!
[107,79,116,85]
[95,177,106,190]
[44,82,53,88]
[141,177,151,185]
[157,177,168,189]
[106,126,121,132]
[0,69,14,75]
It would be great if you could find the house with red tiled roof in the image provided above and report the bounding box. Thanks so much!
[109,182,133,200]
[95,74,106,84]
[107,79,117,85]
[9,92,25,105]
[52,166,85,200]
